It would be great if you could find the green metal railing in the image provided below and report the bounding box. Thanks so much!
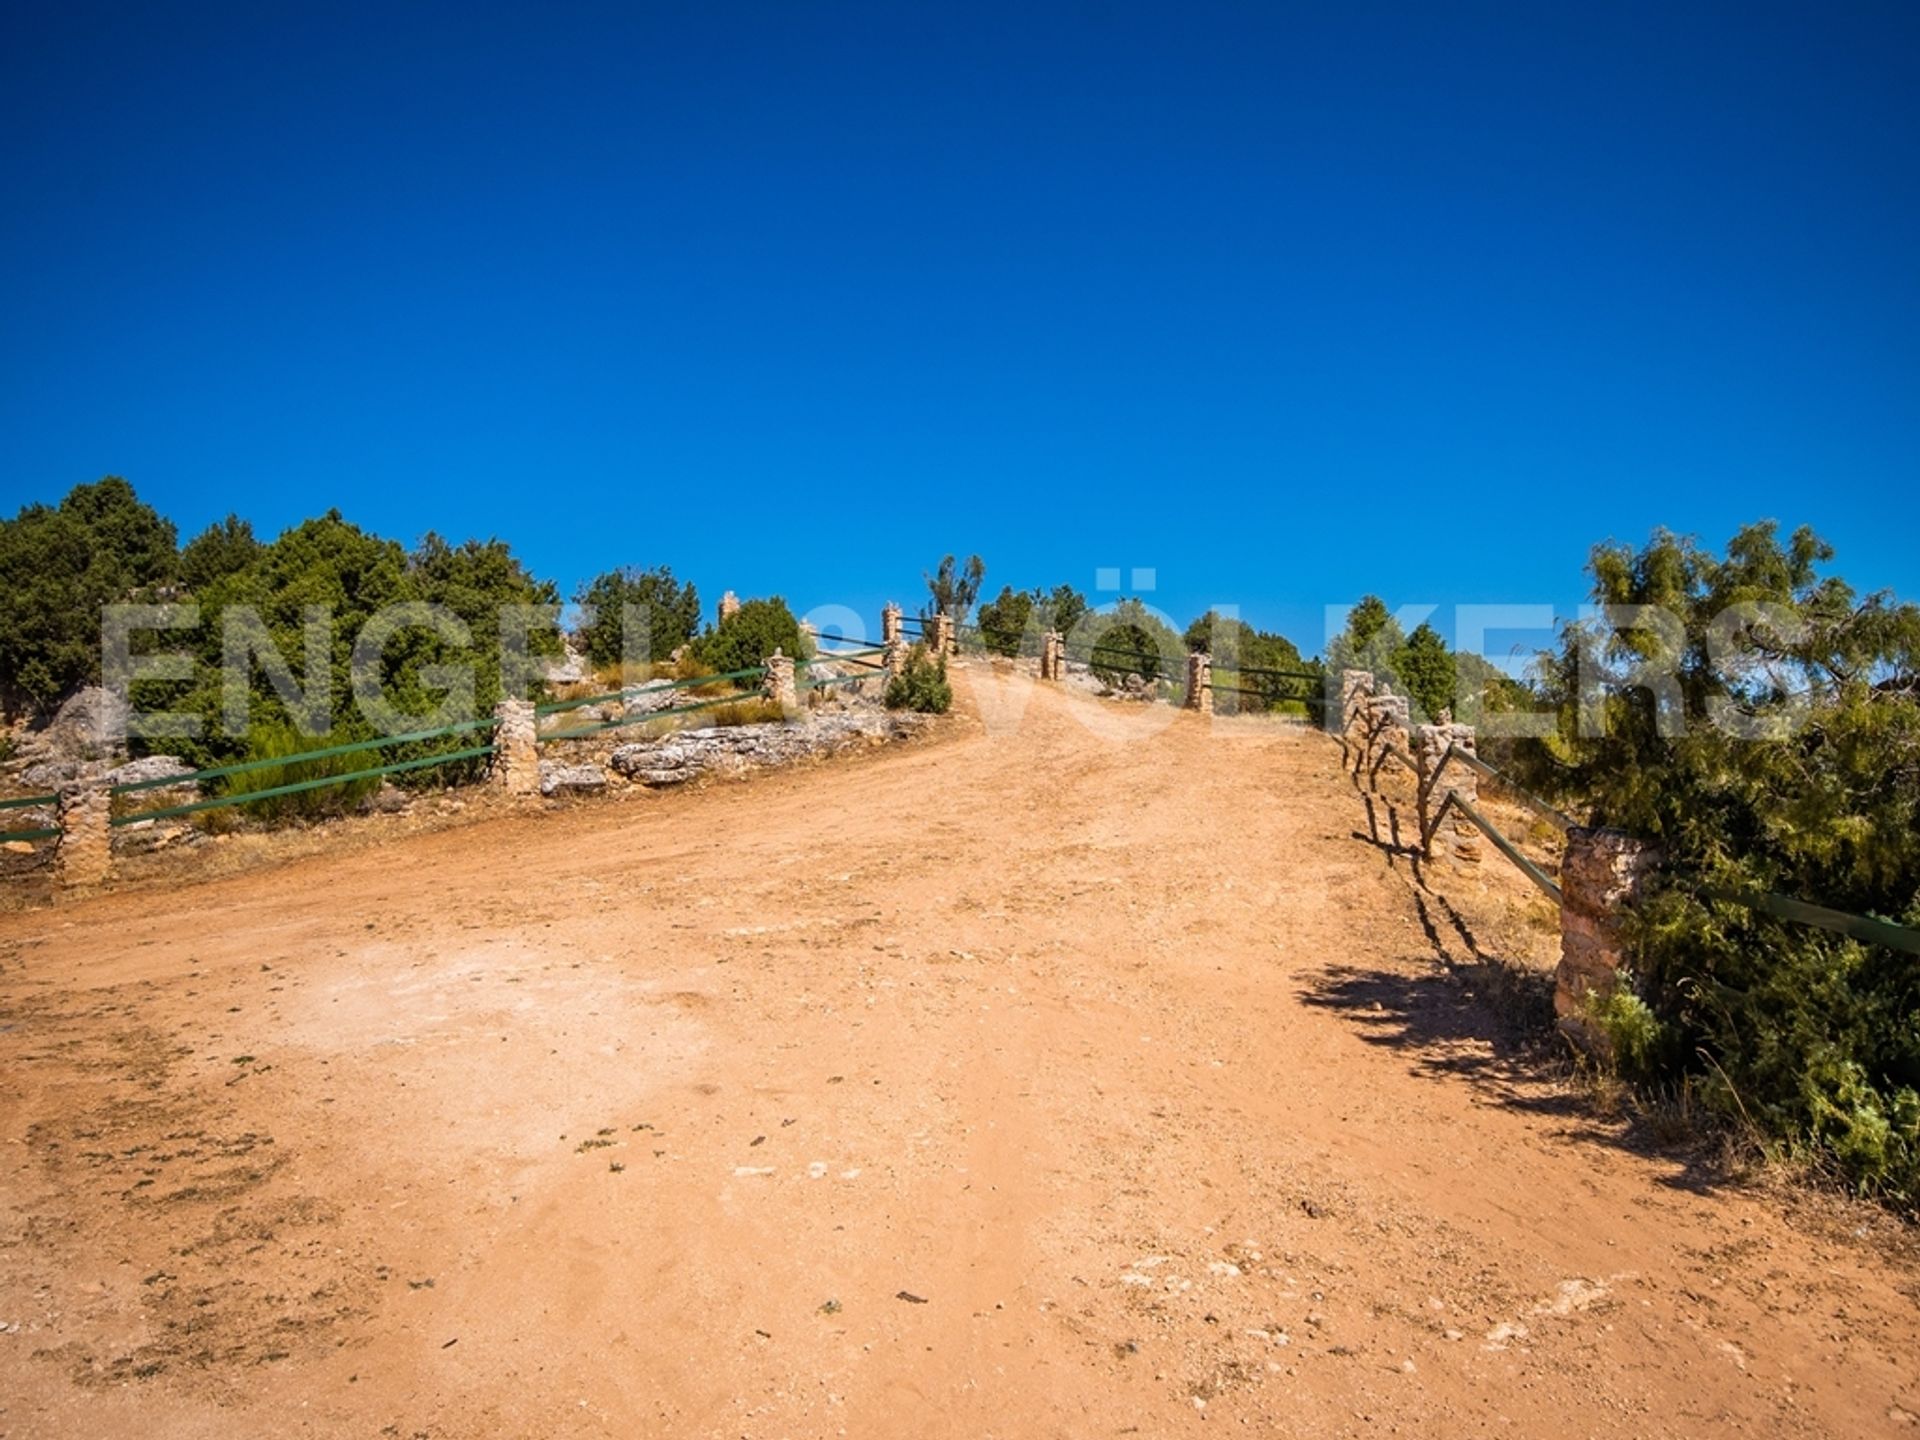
[540,689,763,742]
[112,744,499,826]
[535,665,768,717]
[0,791,60,846]
[1397,738,1920,956]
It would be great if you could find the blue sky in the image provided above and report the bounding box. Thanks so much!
[3,1,1916,655]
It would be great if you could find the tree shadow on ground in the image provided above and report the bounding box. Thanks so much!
[1299,922,1737,1199]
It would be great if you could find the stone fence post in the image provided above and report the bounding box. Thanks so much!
[1185,652,1212,713]
[718,590,741,625]
[1039,630,1064,680]
[762,649,798,715]
[884,636,910,677]
[798,619,818,652]
[881,603,902,645]
[55,777,112,888]
[1415,721,1481,862]
[1340,669,1374,755]
[928,613,955,657]
[491,697,538,796]
[1555,827,1662,1053]
[1362,689,1410,788]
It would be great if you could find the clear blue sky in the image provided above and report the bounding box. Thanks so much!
[3,1,1916,655]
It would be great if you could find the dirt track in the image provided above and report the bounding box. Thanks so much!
[2,664,1916,1438]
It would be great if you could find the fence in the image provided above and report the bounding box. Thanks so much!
[1336,666,1920,1051]
[4,628,899,887]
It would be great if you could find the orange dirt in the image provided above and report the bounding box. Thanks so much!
[2,665,1915,1438]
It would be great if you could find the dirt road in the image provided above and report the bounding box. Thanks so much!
[2,665,1915,1437]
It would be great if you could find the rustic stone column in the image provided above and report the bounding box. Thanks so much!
[762,648,798,715]
[1185,652,1212,713]
[798,619,818,652]
[491,697,538,796]
[718,590,741,624]
[881,603,902,645]
[884,636,910,677]
[928,613,955,657]
[1555,828,1662,1052]
[1040,630,1064,680]
[1415,721,1480,862]
[55,777,112,888]
[1361,689,1411,789]
[1341,669,1374,743]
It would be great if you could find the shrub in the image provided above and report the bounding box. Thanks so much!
[885,645,952,713]
[574,566,700,671]
[1083,599,1183,687]
[708,698,784,727]
[975,586,1035,656]
[219,720,383,823]
[1522,522,1920,1200]
[692,596,808,676]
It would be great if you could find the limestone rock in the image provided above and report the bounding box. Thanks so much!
[539,763,608,797]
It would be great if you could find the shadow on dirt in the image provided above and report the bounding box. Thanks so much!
[1299,959,1738,1195]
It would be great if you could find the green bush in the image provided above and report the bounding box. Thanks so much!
[692,596,808,676]
[975,586,1035,656]
[1083,599,1182,687]
[574,566,700,670]
[885,644,952,713]
[1522,522,1920,1201]
[219,720,383,823]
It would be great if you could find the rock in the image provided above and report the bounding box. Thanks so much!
[606,713,910,788]
[103,755,197,788]
[539,763,608,797]
[19,759,79,789]
[365,782,411,814]
[3,840,34,854]
[16,688,130,765]
[543,640,588,686]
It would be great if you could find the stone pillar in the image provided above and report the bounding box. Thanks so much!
[1555,828,1662,1053]
[881,603,902,645]
[1341,669,1374,743]
[55,778,112,888]
[1415,721,1480,862]
[1185,652,1212,713]
[929,613,955,657]
[1040,630,1064,680]
[491,697,538,796]
[718,590,741,625]
[1360,689,1411,789]
[798,619,818,652]
[762,649,798,715]
[884,636,910,677]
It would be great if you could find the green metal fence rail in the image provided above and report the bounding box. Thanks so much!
[1426,744,1576,833]
[113,743,500,827]
[0,792,59,845]
[535,665,768,718]
[1700,885,1920,958]
[1220,663,1323,684]
[540,688,766,742]
[109,718,498,795]
[1403,741,1920,956]
[804,670,883,693]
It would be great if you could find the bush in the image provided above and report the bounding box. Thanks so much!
[885,645,952,713]
[219,720,383,823]
[975,586,1035,656]
[692,596,808,676]
[1083,599,1183,687]
[1522,522,1920,1201]
[574,566,700,671]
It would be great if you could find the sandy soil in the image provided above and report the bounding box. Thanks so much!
[2,663,1915,1438]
